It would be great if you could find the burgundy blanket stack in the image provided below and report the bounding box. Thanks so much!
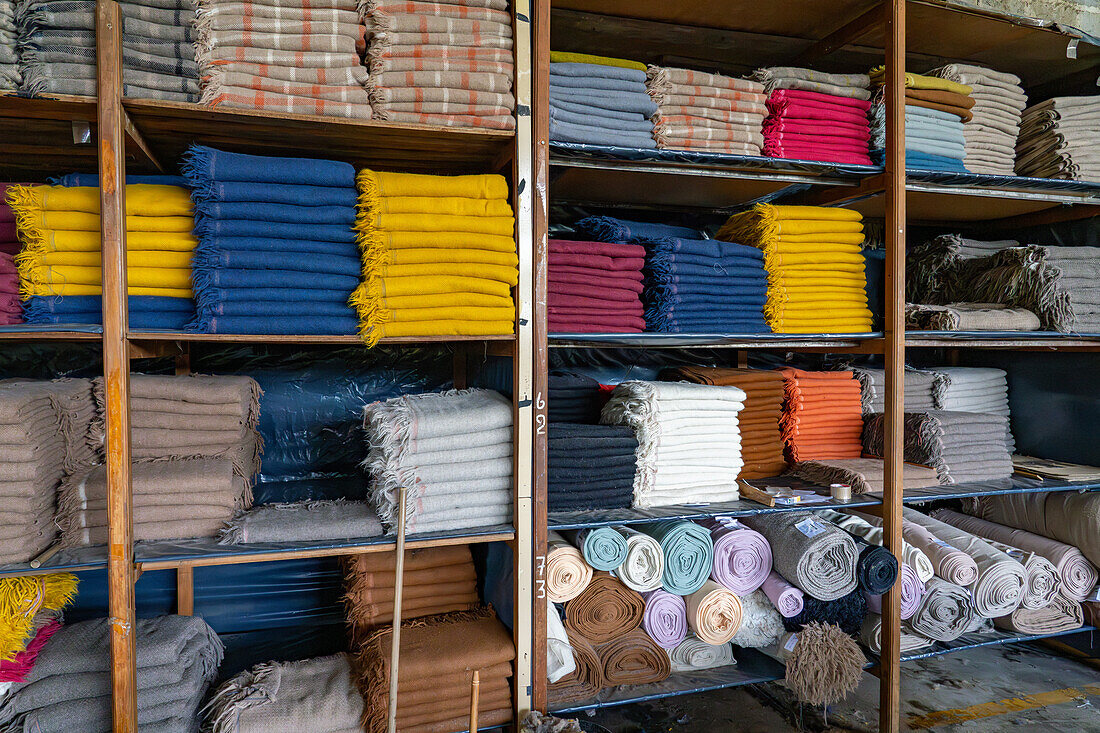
[548,239,646,333]
[0,184,21,325]
[762,90,873,166]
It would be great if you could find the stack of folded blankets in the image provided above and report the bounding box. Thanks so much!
[935,367,1011,418]
[906,302,1042,332]
[639,236,770,333]
[548,423,638,512]
[548,371,602,423]
[351,170,517,345]
[363,388,513,534]
[666,367,788,479]
[864,410,1013,484]
[364,0,514,129]
[0,1,17,91]
[183,145,360,335]
[777,368,864,462]
[17,0,199,101]
[1045,245,1100,332]
[926,64,1026,176]
[1017,96,1100,180]
[548,239,646,333]
[0,184,19,325]
[600,381,745,508]
[645,65,767,154]
[0,615,222,731]
[717,204,872,333]
[869,66,974,173]
[752,67,873,165]
[789,457,939,495]
[343,545,480,642]
[196,0,370,118]
[355,607,514,733]
[549,52,656,148]
[9,183,196,329]
[850,366,941,413]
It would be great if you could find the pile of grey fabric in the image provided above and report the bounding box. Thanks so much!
[931,367,1013,452]
[1017,95,1100,180]
[1044,245,1100,332]
[0,0,19,90]
[218,499,383,545]
[17,0,200,101]
[363,388,513,535]
[927,63,1026,176]
[549,61,656,148]
[0,615,223,733]
[849,366,943,413]
[863,410,1013,484]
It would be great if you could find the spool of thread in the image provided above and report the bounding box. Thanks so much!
[830,483,853,503]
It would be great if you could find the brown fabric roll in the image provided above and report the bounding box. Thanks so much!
[548,635,603,705]
[355,607,515,733]
[596,629,672,685]
[564,573,645,644]
[787,458,940,494]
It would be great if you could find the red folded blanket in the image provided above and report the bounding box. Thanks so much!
[550,304,645,316]
[550,273,644,293]
[549,293,644,309]
[550,240,647,259]
[550,315,646,332]
[549,282,643,301]
[765,118,870,137]
[550,252,646,272]
[764,132,871,153]
[769,88,872,112]
[553,265,644,282]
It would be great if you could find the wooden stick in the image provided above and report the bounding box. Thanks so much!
[387,487,408,733]
[470,670,480,732]
[28,542,62,569]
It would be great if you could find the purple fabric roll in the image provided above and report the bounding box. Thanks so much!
[865,563,925,621]
[761,570,804,618]
[641,589,689,649]
[697,516,772,595]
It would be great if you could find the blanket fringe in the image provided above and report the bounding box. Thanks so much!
[0,573,78,663]
[7,185,46,300]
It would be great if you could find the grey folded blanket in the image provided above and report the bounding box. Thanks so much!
[741,511,858,601]
[219,500,383,544]
[863,411,1012,484]
[905,302,1041,332]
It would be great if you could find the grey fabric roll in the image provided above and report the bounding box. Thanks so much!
[965,490,1100,569]
[906,577,976,642]
[218,500,384,544]
[860,614,934,654]
[741,511,858,601]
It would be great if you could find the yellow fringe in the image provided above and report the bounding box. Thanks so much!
[0,573,78,662]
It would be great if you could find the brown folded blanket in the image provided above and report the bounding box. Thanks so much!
[548,634,603,705]
[905,90,974,121]
[355,607,515,733]
[564,573,645,645]
[906,87,975,109]
[787,458,940,494]
[596,629,672,685]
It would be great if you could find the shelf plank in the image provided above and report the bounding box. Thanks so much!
[906,332,1100,350]
[0,327,102,342]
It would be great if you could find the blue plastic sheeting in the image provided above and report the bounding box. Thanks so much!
[481,542,514,630]
[0,324,102,334]
[218,624,347,682]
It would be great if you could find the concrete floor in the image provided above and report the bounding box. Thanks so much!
[579,641,1100,732]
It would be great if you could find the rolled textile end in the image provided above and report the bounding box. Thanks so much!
[697,516,772,595]
[564,573,645,645]
[1010,549,1061,611]
[860,614,934,655]
[778,623,864,706]
[865,563,925,621]
[1061,554,1100,603]
[562,527,628,572]
[612,527,665,592]
[971,558,1027,618]
[686,579,743,645]
[595,629,671,686]
[761,570,804,618]
[856,542,899,596]
[546,599,576,684]
[994,593,1084,635]
[638,520,714,596]
[641,590,688,650]
[907,577,976,642]
[546,531,592,603]
[547,634,603,706]
[668,635,737,673]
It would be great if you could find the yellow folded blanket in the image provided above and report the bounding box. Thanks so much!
[377,248,519,267]
[775,307,874,319]
[7,184,193,217]
[358,305,515,324]
[22,265,192,290]
[775,233,866,245]
[550,51,646,70]
[374,231,516,253]
[770,253,867,267]
[358,170,508,200]
[25,284,192,298]
[775,323,873,334]
[361,212,515,236]
[17,211,193,234]
[374,262,519,286]
[371,196,513,218]
[356,276,512,299]
[358,320,516,341]
[38,250,193,270]
[869,66,972,95]
[39,230,198,253]
[378,292,515,310]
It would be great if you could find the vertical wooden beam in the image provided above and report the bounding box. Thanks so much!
[530,0,551,713]
[881,1,906,732]
[176,564,194,616]
[97,2,136,731]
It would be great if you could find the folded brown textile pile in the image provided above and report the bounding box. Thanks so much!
[787,457,940,494]
[547,634,602,706]
[355,606,514,733]
[342,545,480,644]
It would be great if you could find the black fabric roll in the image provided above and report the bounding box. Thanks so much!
[783,589,867,635]
[856,542,899,596]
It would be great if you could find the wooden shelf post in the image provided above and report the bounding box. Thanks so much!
[96,1,137,730]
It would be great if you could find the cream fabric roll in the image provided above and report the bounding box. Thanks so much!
[820,509,935,582]
[612,526,665,592]
[860,613,934,654]
[667,635,737,672]
[546,598,576,684]
[852,509,977,586]
[686,579,743,645]
[547,530,592,603]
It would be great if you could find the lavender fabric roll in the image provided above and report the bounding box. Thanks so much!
[761,571,804,618]
[697,516,772,595]
[865,563,925,620]
[641,590,688,650]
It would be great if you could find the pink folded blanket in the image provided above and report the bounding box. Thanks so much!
[764,132,871,153]
[763,143,872,165]
[765,119,871,140]
[769,88,872,112]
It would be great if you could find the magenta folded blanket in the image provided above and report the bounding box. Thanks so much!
[550,253,647,271]
[549,240,647,259]
[549,294,645,310]
[763,143,872,165]
[765,132,871,152]
[865,563,924,620]
[549,282,641,301]
[641,590,688,649]
[550,316,646,332]
[765,118,871,138]
[549,301,645,315]
[767,99,872,127]
[697,517,772,595]
[769,88,873,112]
[549,273,644,293]
[761,570,804,618]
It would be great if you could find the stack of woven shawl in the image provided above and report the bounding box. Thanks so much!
[364,0,513,129]
[548,423,637,511]
[204,653,363,733]
[645,66,767,154]
[869,66,974,173]
[548,239,646,333]
[0,1,17,91]
[863,410,1012,484]
[363,388,513,534]
[1045,245,1100,332]
[356,607,514,733]
[18,0,199,101]
[905,302,1042,332]
[549,53,656,148]
[777,368,863,462]
[926,64,1026,175]
[934,367,1014,452]
[0,574,77,684]
[351,170,517,345]
[717,204,872,334]
[850,366,942,413]
[752,67,872,165]
[664,367,787,479]
[343,546,480,642]
[9,183,197,329]
[183,145,360,335]
[196,0,370,118]
[0,615,222,732]
[1017,96,1100,180]
[600,381,745,508]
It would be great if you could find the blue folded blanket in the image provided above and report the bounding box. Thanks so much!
[549,104,655,133]
[550,99,648,121]
[24,303,193,330]
[195,181,358,207]
[196,202,355,225]
[196,314,359,335]
[548,88,658,116]
[657,253,765,269]
[202,286,353,303]
[183,144,355,188]
[903,151,971,173]
[202,237,358,256]
[548,62,647,83]
[657,301,769,316]
[657,321,771,334]
[574,216,700,243]
[651,239,764,260]
[194,268,360,291]
[196,250,362,276]
[549,74,649,94]
[652,262,767,279]
[193,218,357,243]
[550,119,657,149]
[207,300,356,317]
[22,295,194,315]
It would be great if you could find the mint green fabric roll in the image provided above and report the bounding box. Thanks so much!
[639,520,714,595]
[563,527,628,571]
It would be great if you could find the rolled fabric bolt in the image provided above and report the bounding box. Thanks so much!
[546,598,576,684]
[851,509,978,586]
[742,512,858,601]
[641,590,689,649]
[546,531,593,603]
[638,520,715,595]
[865,563,925,620]
[564,573,645,645]
[762,571,804,618]
[999,545,1060,611]
[563,528,629,571]
[686,579,743,645]
[697,516,772,595]
[612,526,665,592]
[668,635,737,672]
[907,577,976,642]
[818,509,934,583]
[856,542,899,596]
